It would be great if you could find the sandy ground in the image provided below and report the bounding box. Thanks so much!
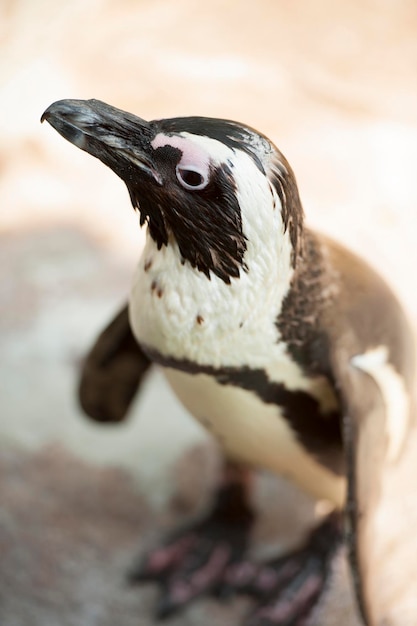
[0,0,417,624]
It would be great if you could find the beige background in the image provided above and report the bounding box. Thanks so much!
[0,1,416,624]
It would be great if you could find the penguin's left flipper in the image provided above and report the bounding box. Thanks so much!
[330,337,416,626]
[78,304,151,422]
[313,238,417,626]
[328,345,386,626]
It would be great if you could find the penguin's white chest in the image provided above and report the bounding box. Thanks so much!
[129,225,295,369]
[163,367,345,507]
[129,237,345,507]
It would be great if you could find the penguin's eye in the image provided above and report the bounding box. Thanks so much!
[176,165,208,191]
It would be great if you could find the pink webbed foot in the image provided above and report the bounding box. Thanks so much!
[222,512,342,626]
[129,468,254,619]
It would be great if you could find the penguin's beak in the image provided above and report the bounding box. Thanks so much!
[41,99,162,184]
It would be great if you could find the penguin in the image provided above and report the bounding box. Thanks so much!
[42,99,416,626]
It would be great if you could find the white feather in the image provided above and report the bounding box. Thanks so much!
[351,346,410,462]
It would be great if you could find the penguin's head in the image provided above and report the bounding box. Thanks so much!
[42,99,303,284]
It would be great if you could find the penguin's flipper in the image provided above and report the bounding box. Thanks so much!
[78,304,151,423]
[330,341,417,626]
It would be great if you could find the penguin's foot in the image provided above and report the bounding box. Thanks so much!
[221,512,342,626]
[128,464,254,619]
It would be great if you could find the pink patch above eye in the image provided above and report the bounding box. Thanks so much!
[151,133,210,174]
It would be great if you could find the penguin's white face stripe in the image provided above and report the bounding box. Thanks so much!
[176,131,240,164]
[163,132,292,281]
[151,133,211,190]
[152,133,210,166]
[151,132,235,189]
[351,346,410,461]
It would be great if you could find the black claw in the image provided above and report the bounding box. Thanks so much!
[212,581,236,601]
[126,560,154,584]
[156,578,201,620]
[129,533,198,586]
[155,596,178,621]
[127,554,168,584]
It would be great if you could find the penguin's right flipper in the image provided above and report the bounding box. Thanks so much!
[78,304,151,423]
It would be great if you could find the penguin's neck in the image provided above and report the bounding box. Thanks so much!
[277,229,337,379]
[129,229,296,370]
